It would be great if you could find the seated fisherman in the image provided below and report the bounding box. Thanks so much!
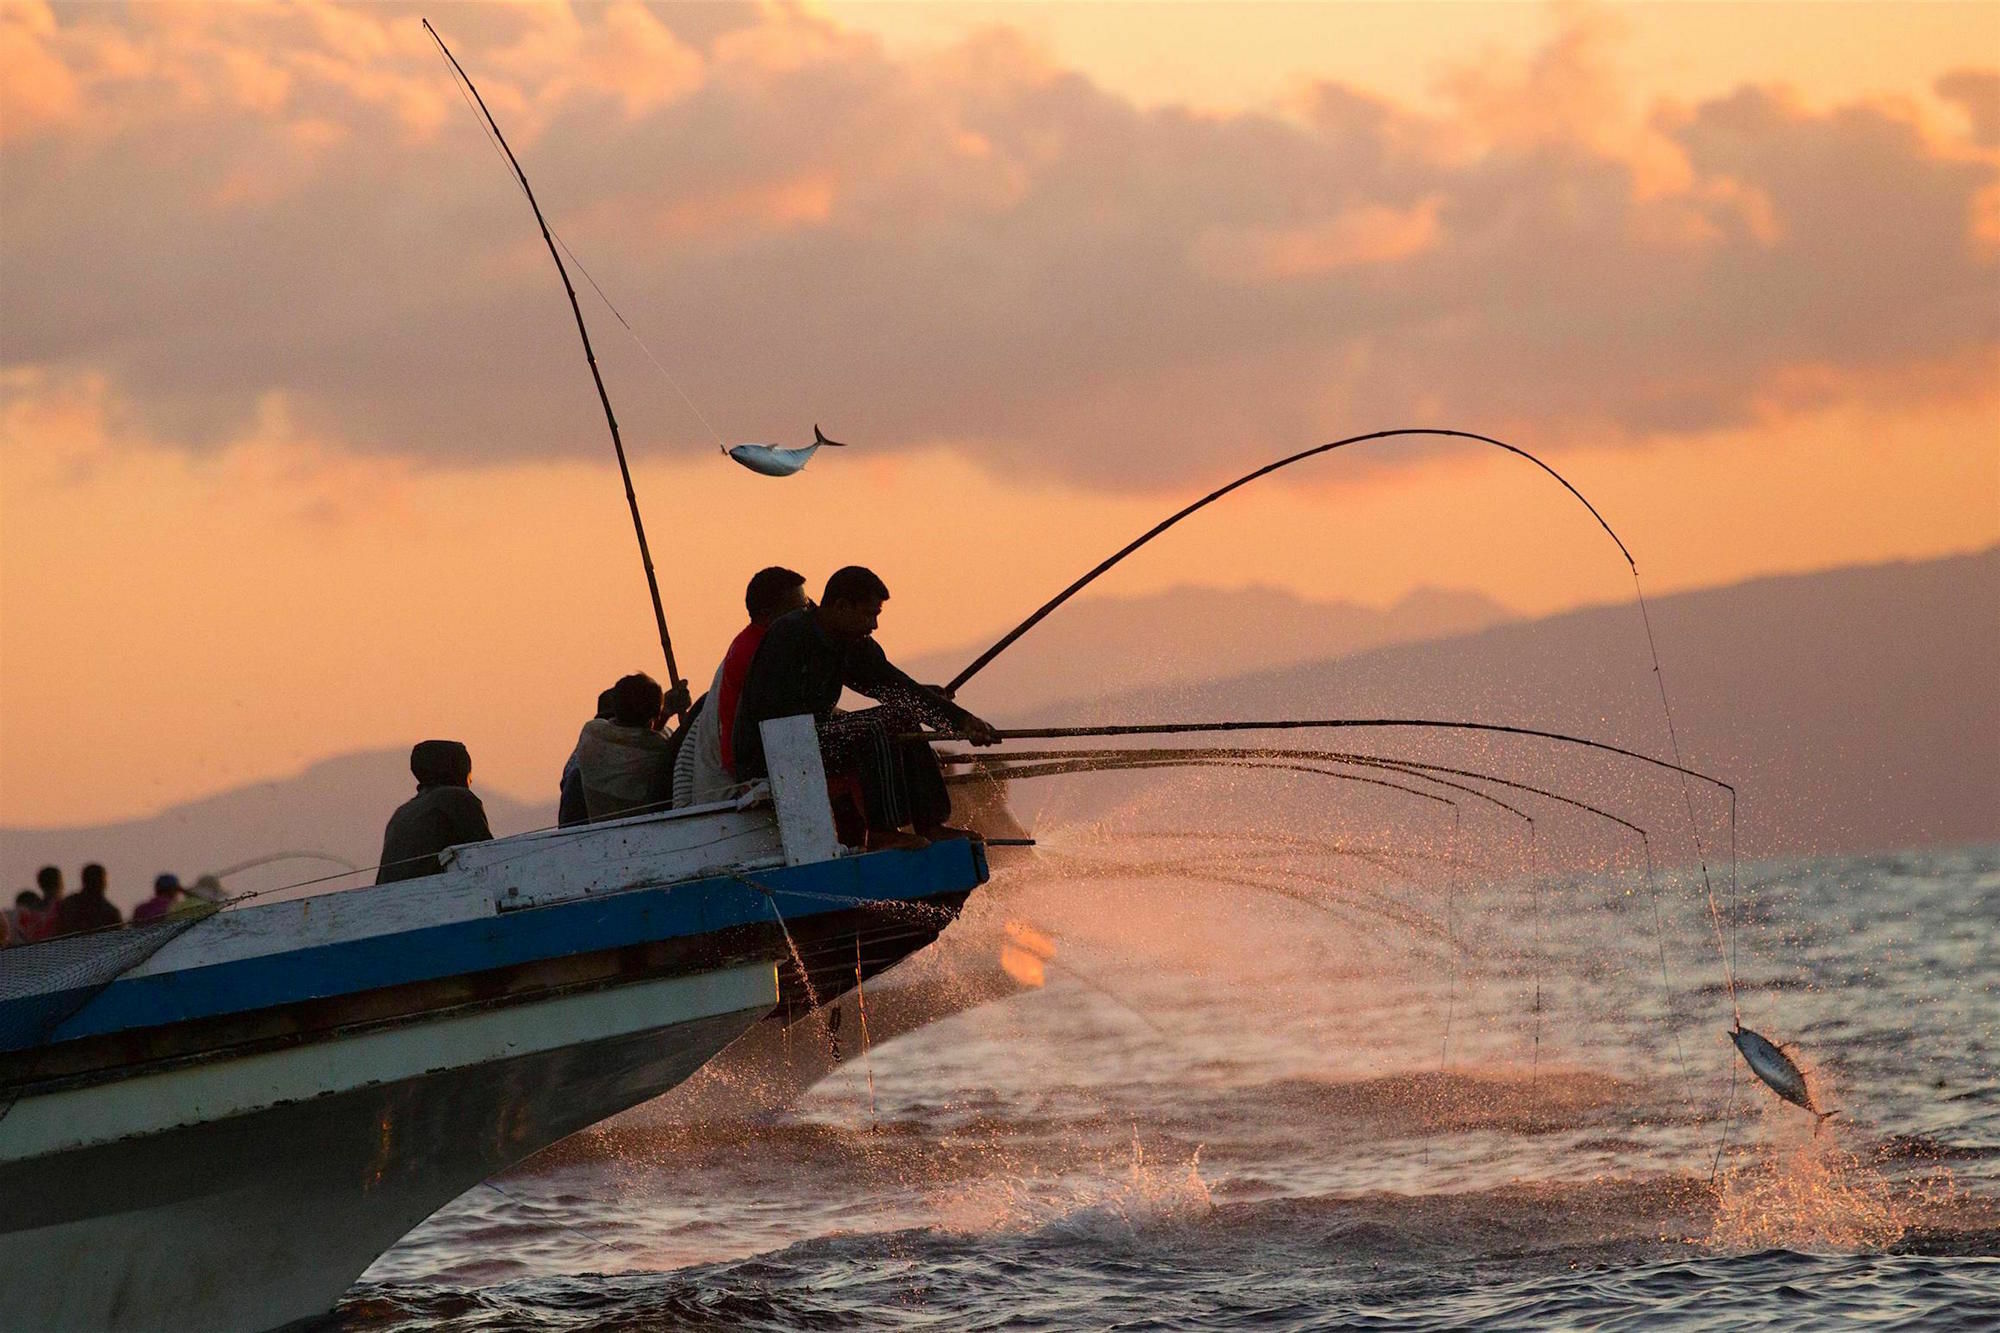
[731,565,1000,848]
[558,686,618,827]
[376,740,494,884]
[51,862,122,936]
[573,673,679,821]
[674,566,811,807]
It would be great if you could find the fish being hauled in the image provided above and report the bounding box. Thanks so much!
[726,424,847,477]
[1730,1023,1839,1134]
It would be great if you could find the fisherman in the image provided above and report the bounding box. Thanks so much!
[51,863,123,936]
[131,873,186,924]
[558,686,620,827]
[375,740,494,884]
[15,865,63,942]
[674,567,811,808]
[732,565,1001,849]
[572,673,680,821]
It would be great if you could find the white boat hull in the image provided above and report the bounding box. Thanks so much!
[0,963,776,1333]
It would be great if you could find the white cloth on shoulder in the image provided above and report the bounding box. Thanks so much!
[673,659,735,807]
[574,718,675,821]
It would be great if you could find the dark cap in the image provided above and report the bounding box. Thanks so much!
[411,739,473,787]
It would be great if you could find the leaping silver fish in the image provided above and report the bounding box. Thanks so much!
[726,424,847,477]
[1730,1023,1839,1134]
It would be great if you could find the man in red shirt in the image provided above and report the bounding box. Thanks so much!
[676,567,809,805]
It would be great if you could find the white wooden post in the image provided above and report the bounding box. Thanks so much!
[759,715,843,865]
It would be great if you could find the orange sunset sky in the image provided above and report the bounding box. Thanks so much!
[2,1,1997,828]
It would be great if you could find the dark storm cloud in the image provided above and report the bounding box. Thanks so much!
[2,2,1995,488]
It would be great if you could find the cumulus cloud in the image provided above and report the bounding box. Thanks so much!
[2,1,1995,489]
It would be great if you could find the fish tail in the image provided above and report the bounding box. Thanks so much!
[814,423,848,447]
[1813,1109,1841,1137]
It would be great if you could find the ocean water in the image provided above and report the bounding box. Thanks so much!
[330,838,1999,1331]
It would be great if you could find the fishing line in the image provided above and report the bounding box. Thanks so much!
[550,230,731,452]
[1633,580,1739,1029]
[428,29,729,453]
[1529,823,1543,1088]
[854,936,877,1123]
[733,875,827,1022]
[1712,1060,1741,1186]
[1439,846,1459,1073]
[1639,834,1698,1117]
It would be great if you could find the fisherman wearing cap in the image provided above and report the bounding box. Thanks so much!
[375,740,494,884]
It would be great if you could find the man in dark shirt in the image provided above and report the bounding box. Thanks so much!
[733,565,999,845]
[51,862,122,936]
[376,740,494,884]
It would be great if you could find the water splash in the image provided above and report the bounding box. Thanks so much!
[1708,1129,1962,1252]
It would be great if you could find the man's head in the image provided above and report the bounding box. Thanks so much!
[80,863,107,898]
[35,865,61,898]
[410,739,474,788]
[595,686,619,720]
[15,889,40,910]
[745,566,809,626]
[610,673,666,729]
[819,566,890,640]
[153,873,183,899]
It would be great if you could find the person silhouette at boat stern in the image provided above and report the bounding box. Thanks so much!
[573,674,679,822]
[376,740,494,884]
[732,565,1001,850]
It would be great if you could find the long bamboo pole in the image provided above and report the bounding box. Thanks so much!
[424,20,688,722]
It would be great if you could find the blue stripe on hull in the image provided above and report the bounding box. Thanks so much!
[1,840,984,1053]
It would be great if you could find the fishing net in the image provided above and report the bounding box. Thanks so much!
[0,906,219,1126]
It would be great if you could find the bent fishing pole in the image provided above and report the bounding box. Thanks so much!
[424,19,689,724]
[923,718,1734,797]
[944,428,1631,697]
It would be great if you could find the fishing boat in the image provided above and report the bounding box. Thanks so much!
[0,718,989,1333]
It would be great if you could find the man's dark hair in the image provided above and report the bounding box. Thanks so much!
[610,673,665,728]
[35,865,60,892]
[15,889,39,909]
[823,566,890,606]
[411,739,473,788]
[595,687,619,719]
[80,863,107,896]
[745,566,807,620]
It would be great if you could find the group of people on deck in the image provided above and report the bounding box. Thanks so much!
[372,564,1002,883]
[2,865,202,946]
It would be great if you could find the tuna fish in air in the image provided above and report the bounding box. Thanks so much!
[1730,1024,1839,1134]
[727,424,847,477]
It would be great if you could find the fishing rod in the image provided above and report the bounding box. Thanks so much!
[968,752,1534,831]
[949,745,1640,837]
[945,428,1631,697]
[924,719,1735,797]
[971,756,1463,818]
[423,19,689,724]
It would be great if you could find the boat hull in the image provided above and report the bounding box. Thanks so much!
[0,963,775,1333]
